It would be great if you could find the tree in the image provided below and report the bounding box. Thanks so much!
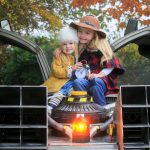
[71,0,150,29]
[0,0,114,32]
[116,44,150,85]
[0,46,43,85]
[0,0,73,34]
[0,0,118,40]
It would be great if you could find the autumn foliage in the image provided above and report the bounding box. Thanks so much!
[72,0,150,28]
[0,0,65,32]
[0,0,149,32]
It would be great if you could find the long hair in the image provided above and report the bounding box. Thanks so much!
[74,43,79,63]
[89,33,114,64]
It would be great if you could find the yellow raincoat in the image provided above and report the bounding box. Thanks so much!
[42,52,74,93]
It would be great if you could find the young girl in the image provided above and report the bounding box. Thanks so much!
[42,26,78,110]
[54,15,124,107]
[70,15,125,106]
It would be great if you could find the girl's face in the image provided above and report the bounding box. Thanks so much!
[61,41,75,55]
[77,27,95,44]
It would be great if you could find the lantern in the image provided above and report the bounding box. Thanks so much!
[72,114,90,143]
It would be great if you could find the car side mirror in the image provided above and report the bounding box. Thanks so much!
[0,20,11,31]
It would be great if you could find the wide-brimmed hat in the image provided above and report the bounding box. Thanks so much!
[70,15,106,38]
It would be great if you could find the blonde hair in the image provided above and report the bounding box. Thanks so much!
[89,33,114,64]
[74,43,79,62]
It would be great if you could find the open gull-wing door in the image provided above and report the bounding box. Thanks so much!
[0,28,50,83]
[0,25,49,150]
[112,26,150,150]
[112,26,150,58]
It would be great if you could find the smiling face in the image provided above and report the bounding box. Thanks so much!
[77,27,95,44]
[61,41,75,55]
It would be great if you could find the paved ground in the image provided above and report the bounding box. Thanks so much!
[48,144,118,150]
[48,135,118,150]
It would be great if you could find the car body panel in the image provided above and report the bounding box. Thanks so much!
[112,26,150,58]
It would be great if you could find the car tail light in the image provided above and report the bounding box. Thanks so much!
[72,114,90,143]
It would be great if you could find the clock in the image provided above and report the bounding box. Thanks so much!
[75,67,88,79]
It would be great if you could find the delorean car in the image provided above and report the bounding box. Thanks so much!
[0,19,150,150]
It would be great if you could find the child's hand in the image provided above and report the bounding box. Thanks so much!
[88,72,105,80]
[73,62,83,70]
[53,48,62,58]
[88,73,97,80]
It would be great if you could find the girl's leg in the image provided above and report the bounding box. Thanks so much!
[89,78,106,106]
[60,80,73,96]
[73,78,90,91]
[48,80,73,110]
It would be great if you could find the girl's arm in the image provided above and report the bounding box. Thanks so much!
[100,68,114,76]
[53,48,62,58]
[51,58,68,78]
[88,68,113,79]
[72,62,83,70]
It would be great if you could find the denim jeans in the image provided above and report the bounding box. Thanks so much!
[60,80,73,96]
[73,78,106,106]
